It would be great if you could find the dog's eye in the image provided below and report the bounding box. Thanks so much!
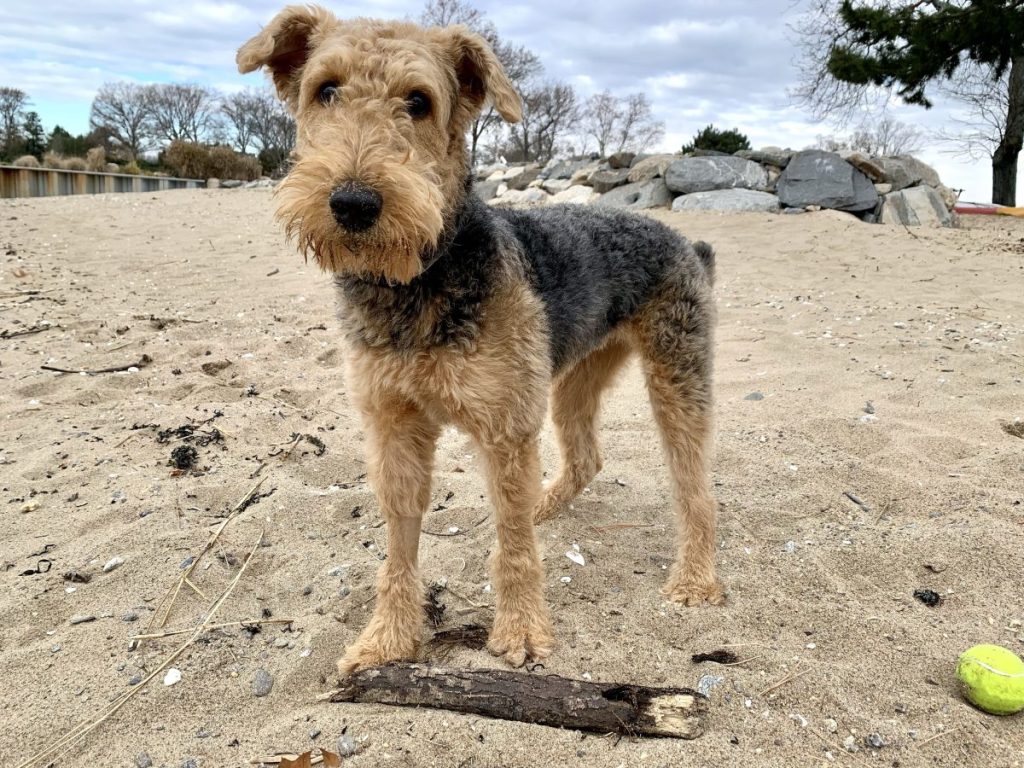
[317,81,339,105]
[405,90,431,119]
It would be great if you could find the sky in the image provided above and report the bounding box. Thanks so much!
[0,0,1005,202]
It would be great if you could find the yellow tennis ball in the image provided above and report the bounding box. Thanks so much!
[956,644,1024,715]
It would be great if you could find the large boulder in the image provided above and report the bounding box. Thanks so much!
[608,151,636,169]
[550,185,600,205]
[873,155,941,191]
[474,178,502,201]
[506,167,541,191]
[570,163,601,185]
[540,178,573,194]
[589,168,631,193]
[672,189,781,213]
[775,150,878,212]
[493,187,550,206]
[879,186,952,227]
[665,156,769,195]
[541,157,596,181]
[595,179,672,210]
[839,151,885,183]
[736,147,794,168]
[627,154,676,184]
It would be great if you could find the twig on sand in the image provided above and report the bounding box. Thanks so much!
[842,491,871,514]
[917,728,956,747]
[15,530,265,768]
[130,617,293,641]
[146,477,267,635]
[1,323,57,340]
[41,354,153,375]
[758,667,810,696]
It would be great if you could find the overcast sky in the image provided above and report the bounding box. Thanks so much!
[0,0,1003,202]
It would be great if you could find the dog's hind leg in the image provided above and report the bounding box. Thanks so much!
[337,390,440,675]
[534,336,632,523]
[632,264,724,606]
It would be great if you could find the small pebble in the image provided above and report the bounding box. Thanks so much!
[273,637,289,648]
[302,585,313,595]
[697,674,724,697]
[843,735,859,753]
[744,391,765,401]
[136,753,153,768]
[103,556,124,573]
[310,728,322,740]
[253,669,274,697]
[179,556,195,569]
[123,611,140,622]
[824,718,838,733]
[181,759,198,768]
[784,541,798,554]
[51,643,62,653]
[163,668,182,686]
[336,734,361,757]
[70,614,96,625]
[129,675,142,686]
[865,733,886,749]
[197,728,211,739]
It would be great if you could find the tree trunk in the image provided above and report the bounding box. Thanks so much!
[992,56,1024,206]
[324,663,707,739]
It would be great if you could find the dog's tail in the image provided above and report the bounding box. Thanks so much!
[694,241,715,285]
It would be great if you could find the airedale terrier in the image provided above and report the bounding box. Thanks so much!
[238,5,723,676]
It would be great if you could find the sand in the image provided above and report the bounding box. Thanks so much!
[1,189,1022,768]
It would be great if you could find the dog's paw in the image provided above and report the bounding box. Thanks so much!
[487,615,555,668]
[662,577,726,607]
[532,492,564,524]
[336,632,418,677]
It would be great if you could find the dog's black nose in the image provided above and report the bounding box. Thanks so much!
[329,183,382,232]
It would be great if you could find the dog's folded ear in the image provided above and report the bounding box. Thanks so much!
[237,4,337,105]
[445,26,522,124]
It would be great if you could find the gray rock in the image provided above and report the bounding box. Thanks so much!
[549,185,599,205]
[473,179,501,201]
[589,169,631,194]
[627,154,676,184]
[874,155,941,191]
[70,614,96,625]
[697,674,724,697]
[122,611,139,622]
[495,187,550,206]
[665,156,768,195]
[874,183,893,196]
[865,733,886,749]
[136,753,153,768]
[840,151,885,182]
[879,186,952,227]
[595,179,672,210]
[220,179,244,189]
[672,189,780,213]
[181,760,198,768]
[690,148,731,157]
[569,164,601,185]
[337,734,363,757]
[506,167,541,191]
[736,147,794,168]
[253,669,274,697]
[540,178,572,194]
[607,151,636,169]
[744,392,765,401]
[542,157,596,181]
[103,556,124,573]
[776,150,878,212]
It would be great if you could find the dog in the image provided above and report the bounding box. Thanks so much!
[237,5,723,676]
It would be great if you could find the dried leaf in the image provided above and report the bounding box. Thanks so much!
[280,752,311,768]
[321,750,341,768]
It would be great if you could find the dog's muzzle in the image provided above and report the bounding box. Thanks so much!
[329,182,383,232]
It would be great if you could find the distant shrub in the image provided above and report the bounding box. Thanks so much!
[42,151,64,169]
[85,147,106,172]
[13,155,40,168]
[121,162,142,175]
[62,157,88,171]
[162,141,262,181]
[683,125,751,155]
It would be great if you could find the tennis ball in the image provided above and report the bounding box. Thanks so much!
[956,644,1024,715]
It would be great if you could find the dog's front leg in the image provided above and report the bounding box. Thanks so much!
[478,436,555,667]
[337,395,439,676]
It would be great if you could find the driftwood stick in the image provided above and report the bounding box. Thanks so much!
[41,354,153,375]
[322,664,707,738]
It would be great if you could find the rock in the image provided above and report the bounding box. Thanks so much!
[486,169,506,181]
[473,178,501,201]
[874,154,941,191]
[206,178,220,190]
[665,156,768,195]
[506,167,541,191]
[879,186,952,227]
[744,392,765,401]
[220,179,244,189]
[542,157,596,181]
[181,760,198,768]
[123,611,139,622]
[843,735,859,753]
[671,189,780,213]
[874,183,893,195]
[776,150,878,212]
[502,166,527,180]
[163,668,182,686]
[253,669,274,697]
[70,614,96,625]
[595,179,672,210]
[103,556,124,573]
[540,178,573,194]
[549,185,599,205]
[244,178,275,189]
[824,718,838,734]
[697,674,724,697]
[589,169,631,194]
[475,163,505,181]
[627,154,676,184]
[136,753,153,768]
[337,734,366,757]
[865,733,886,749]
[935,183,959,211]
[608,151,636,169]
[735,147,794,168]
[690,148,731,157]
[570,164,601,185]
[494,187,550,206]
[839,151,885,183]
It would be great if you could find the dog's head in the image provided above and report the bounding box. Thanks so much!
[238,5,521,282]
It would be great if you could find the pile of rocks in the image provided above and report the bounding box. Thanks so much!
[475,148,956,227]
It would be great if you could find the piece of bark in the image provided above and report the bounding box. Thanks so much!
[323,663,706,738]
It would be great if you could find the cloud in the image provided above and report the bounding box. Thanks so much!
[0,0,1002,200]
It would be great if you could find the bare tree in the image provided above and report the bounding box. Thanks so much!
[582,90,665,157]
[506,81,579,163]
[145,84,221,145]
[243,90,295,175]
[221,88,264,154]
[815,116,924,156]
[89,82,152,161]
[582,91,620,157]
[0,87,29,159]
[420,0,490,31]
[936,62,1012,161]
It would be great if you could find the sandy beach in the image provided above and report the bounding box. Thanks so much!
[1,189,1022,767]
